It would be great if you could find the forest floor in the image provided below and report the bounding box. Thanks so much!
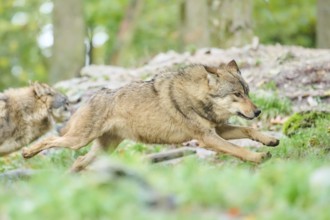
[0,44,329,220]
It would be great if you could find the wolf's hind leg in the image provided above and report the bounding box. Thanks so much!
[69,134,123,173]
[69,143,101,173]
[216,124,279,147]
[22,135,95,159]
[22,112,103,159]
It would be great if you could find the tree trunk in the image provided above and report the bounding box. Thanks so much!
[109,0,144,65]
[50,0,85,84]
[181,0,210,48]
[209,0,253,48]
[317,0,330,48]
[181,0,253,49]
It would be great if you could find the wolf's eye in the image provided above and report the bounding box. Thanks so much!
[234,93,242,98]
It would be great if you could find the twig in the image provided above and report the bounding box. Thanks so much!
[145,147,197,163]
[287,91,330,100]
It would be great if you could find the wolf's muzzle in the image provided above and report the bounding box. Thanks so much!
[254,109,261,117]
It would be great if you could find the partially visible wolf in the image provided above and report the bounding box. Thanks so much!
[22,60,279,171]
[0,82,71,156]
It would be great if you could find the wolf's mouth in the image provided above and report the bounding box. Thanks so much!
[236,112,254,120]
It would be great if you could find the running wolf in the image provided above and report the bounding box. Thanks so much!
[0,82,70,156]
[22,60,279,171]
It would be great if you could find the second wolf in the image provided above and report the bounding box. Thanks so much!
[22,60,279,171]
[0,82,70,156]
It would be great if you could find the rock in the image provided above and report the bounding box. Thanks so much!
[87,157,177,210]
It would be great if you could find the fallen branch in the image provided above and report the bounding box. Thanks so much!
[287,90,330,100]
[145,147,197,163]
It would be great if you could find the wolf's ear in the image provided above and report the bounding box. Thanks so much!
[227,60,240,74]
[218,63,226,68]
[203,66,218,87]
[203,66,218,75]
[33,82,52,97]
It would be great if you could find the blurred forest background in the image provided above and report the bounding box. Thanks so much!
[0,0,329,90]
[1,1,330,219]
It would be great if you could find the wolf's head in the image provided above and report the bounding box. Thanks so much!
[203,60,260,120]
[32,82,71,122]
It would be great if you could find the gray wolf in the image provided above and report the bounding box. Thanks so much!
[22,60,279,171]
[0,82,70,156]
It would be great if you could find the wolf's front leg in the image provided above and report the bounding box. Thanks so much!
[199,131,271,163]
[216,124,279,147]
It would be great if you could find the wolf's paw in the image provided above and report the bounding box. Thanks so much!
[261,151,272,161]
[21,147,34,159]
[266,138,280,147]
[252,151,272,163]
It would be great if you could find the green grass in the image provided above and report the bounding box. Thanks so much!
[282,111,330,137]
[250,90,292,119]
[0,111,329,219]
[271,116,330,160]
[1,151,330,219]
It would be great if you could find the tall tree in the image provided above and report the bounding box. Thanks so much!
[181,0,210,48]
[317,0,330,48]
[50,0,85,84]
[109,0,144,65]
[181,0,253,48]
[209,0,253,48]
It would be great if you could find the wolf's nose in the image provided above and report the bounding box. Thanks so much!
[254,109,261,117]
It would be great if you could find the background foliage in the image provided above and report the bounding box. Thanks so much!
[254,0,316,47]
[0,0,316,90]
